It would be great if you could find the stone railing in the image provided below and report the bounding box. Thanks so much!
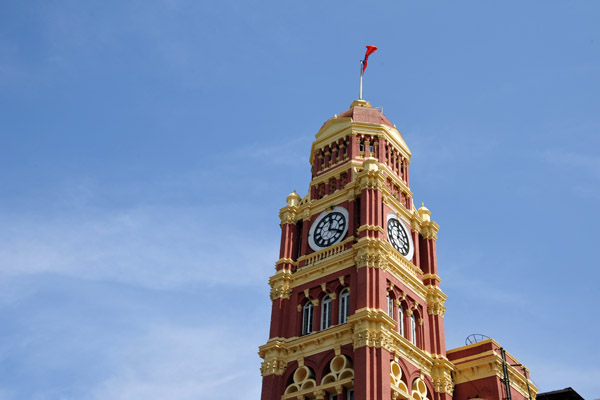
[300,237,354,268]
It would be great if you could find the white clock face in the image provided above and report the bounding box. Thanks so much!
[386,213,414,260]
[308,206,349,251]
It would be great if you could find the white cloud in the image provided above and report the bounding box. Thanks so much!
[86,323,262,400]
[0,203,277,292]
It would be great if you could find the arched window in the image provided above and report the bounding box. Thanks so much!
[302,302,314,335]
[321,295,332,329]
[339,289,350,324]
[410,314,417,345]
[398,305,404,336]
[387,295,394,318]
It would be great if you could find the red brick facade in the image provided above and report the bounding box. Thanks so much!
[259,100,536,400]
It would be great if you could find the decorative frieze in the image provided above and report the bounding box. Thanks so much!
[269,269,293,300]
[260,358,287,376]
[425,286,447,317]
[349,309,396,350]
[420,220,439,240]
[431,357,455,395]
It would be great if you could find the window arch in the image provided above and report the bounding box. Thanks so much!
[410,314,417,345]
[339,288,350,324]
[302,302,314,335]
[398,305,404,336]
[321,295,332,329]
[387,294,394,318]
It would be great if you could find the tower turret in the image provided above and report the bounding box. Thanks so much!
[259,100,453,400]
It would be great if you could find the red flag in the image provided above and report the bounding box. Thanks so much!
[362,45,378,74]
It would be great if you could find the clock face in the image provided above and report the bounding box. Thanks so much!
[386,213,414,260]
[308,206,349,251]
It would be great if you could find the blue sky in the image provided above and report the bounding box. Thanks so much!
[1,1,599,399]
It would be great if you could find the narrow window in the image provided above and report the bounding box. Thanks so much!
[359,142,364,152]
[410,314,417,345]
[321,295,332,329]
[369,143,374,153]
[339,288,350,324]
[398,306,404,336]
[302,302,314,335]
[347,389,354,400]
[387,295,394,318]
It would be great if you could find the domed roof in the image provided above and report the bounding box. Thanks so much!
[321,99,394,129]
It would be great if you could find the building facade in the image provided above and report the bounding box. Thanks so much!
[258,100,537,400]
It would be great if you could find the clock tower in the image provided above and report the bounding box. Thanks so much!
[259,99,454,400]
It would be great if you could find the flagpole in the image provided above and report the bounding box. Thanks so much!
[359,60,364,100]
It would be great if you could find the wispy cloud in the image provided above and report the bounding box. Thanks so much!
[0,203,277,292]
[85,323,262,400]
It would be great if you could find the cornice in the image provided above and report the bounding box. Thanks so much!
[422,273,441,283]
[297,237,354,269]
[356,224,386,235]
[349,122,411,159]
[258,324,355,377]
[259,310,456,395]
[382,187,415,221]
[269,269,294,300]
[270,238,429,303]
[355,166,386,191]
[279,204,301,225]
[425,285,447,317]
[309,160,362,186]
[452,354,538,399]
[354,237,427,301]
[431,356,456,395]
[311,121,353,158]
[449,340,538,398]
[380,163,412,194]
[388,326,434,372]
[291,252,355,290]
[420,220,440,240]
[258,338,289,376]
[305,186,357,217]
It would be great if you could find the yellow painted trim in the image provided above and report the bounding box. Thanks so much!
[448,339,538,399]
[356,224,386,234]
[422,274,441,283]
[290,253,356,290]
[281,376,354,399]
[309,157,355,182]
[297,236,354,267]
